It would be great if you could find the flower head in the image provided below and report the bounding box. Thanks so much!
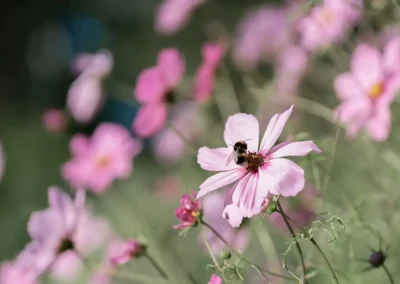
[197,105,321,227]
[62,123,142,192]
[208,274,222,284]
[174,192,202,230]
[67,50,113,124]
[109,240,144,266]
[334,40,400,141]
[42,109,67,132]
[0,261,38,284]
[133,48,185,138]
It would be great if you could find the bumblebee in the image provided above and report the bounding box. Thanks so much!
[226,140,248,166]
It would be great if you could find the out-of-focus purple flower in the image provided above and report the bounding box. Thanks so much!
[133,48,185,138]
[0,142,5,183]
[62,123,142,193]
[174,192,202,230]
[67,50,113,124]
[233,6,293,71]
[299,0,363,51]
[201,192,249,254]
[42,109,67,133]
[208,274,222,284]
[155,0,205,35]
[0,261,38,284]
[194,43,224,102]
[334,40,400,141]
[109,240,144,266]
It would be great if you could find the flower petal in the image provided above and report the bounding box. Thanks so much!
[197,147,239,171]
[270,141,321,159]
[262,158,305,196]
[157,48,185,88]
[335,98,372,137]
[383,37,400,74]
[197,169,246,199]
[48,186,77,232]
[223,113,259,152]
[70,134,90,156]
[134,67,166,103]
[333,72,366,100]
[366,106,391,141]
[132,104,168,138]
[351,44,383,90]
[259,105,293,155]
[222,204,244,228]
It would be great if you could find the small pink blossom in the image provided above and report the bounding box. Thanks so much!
[133,49,185,138]
[62,123,142,192]
[201,192,249,254]
[299,0,363,51]
[208,274,222,284]
[334,40,400,141]
[197,105,321,227]
[155,0,205,35]
[0,261,38,284]
[194,43,224,102]
[42,109,67,132]
[109,240,144,266]
[174,192,202,230]
[67,50,113,124]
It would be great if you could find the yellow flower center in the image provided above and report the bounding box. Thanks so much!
[191,211,198,217]
[97,155,111,168]
[317,8,334,25]
[369,82,384,99]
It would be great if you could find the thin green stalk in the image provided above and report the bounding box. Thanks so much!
[277,200,309,284]
[382,264,395,284]
[322,125,341,194]
[201,221,295,281]
[309,239,340,284]
[144,252,169,280]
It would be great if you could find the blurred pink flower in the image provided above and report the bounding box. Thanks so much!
[0,261,38,284]
[208,274,222,284]
[152,102,199,163]
[109,240,144,266]
[299,0,362,51]
[42,109,67,132]
[197,106,321,227]
[201,192,249,254]
[233,6,293,71]
[89,271,111,284]
[155,175,183,199]
[62,123,142,193]
[174,192,202,230]
[334,41,400,141]
[0,142,5,183]
[155,0,205,35]
[194,43,224,102]
[67,50,113,124]
[133,49,185,138]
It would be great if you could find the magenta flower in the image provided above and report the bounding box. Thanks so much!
[201,192,249,254]
[174,192,202,230]
[197,106,321,227]
[194,43,224,102]
[208,274,222,284]
[42,109,67,133]
[133,48,185,138]
[155,0,205,35]
[334,40,400,141]
[299,0,362,51]
[109,240,144,266]
[62,123,142,192]
[0,261,38,284]
[67,50,113,124]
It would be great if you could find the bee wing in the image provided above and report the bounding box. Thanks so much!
[226,150,237,166]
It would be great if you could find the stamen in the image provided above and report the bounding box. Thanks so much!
[369,82,384,99]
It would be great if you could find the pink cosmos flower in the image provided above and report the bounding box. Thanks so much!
[42,109,67,132]
[334,40,400,141]
[201,192,249,254]
[155,0,205,35]
[62,123,142,192]
[67,50,113,124]
[194,43,224,102]
[89,271,111,284]
[299,0,363,51]
[174,192,202,230]
[208,274,222,284]
[0,142,5,183]
[0,261,38,284]
[197,105,321,227]
[109,240,144,266]
[133,48,185,138]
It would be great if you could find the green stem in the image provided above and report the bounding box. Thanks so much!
[382,264,395,284]
[201,221,295,281]
[309,239,340,284]
[277,200,309,284]
[322,125,341,194]
[144,252,169,280]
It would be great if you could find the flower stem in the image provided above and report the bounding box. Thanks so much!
[309,239,340,284]
[144,252,169,280]
[201,221,295,281]
[276,200,309,284]
[382,264,395,284]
